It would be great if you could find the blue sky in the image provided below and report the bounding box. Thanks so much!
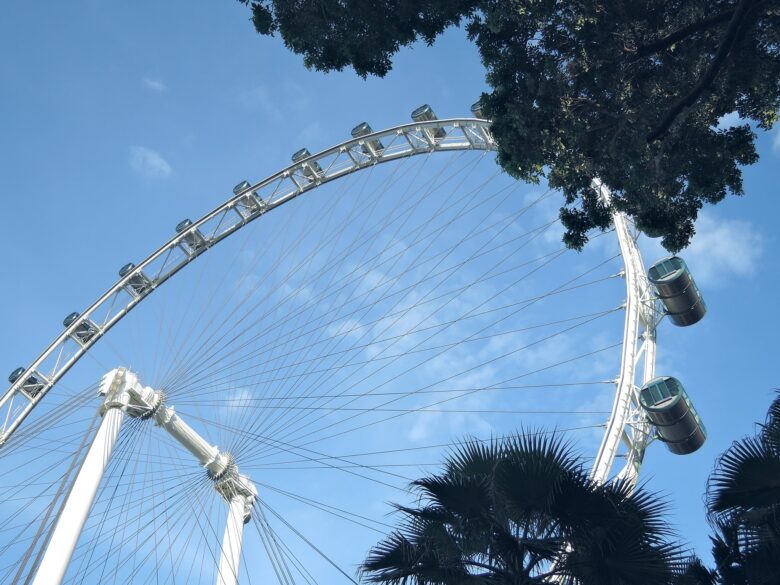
[1,1,779,582]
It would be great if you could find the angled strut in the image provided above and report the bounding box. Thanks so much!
[32,368,256,585]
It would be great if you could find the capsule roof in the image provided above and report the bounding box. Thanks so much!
[291,148,311,162]
[118,262,136,277]
[233,180,251,195]
[351,122,372,138]
[63,312,80,327]
[8,367,25,384]
[411,104,436,122]
[647,256,688,284]
[176,219,193,233]
[639,376,685,411]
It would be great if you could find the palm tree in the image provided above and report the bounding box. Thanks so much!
[672,557,716,585]
[705,392,780,584]
[360,432,685,584]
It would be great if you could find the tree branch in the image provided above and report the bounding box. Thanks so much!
[630,9,735,61]
[647,0,760,143]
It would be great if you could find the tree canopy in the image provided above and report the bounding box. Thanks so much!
[358,433,686,584]
[237,0,779,251]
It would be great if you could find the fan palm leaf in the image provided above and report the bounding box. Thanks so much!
[707,436,780,519]
[361,432,684,585]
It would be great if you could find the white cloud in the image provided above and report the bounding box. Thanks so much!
[239,82,312,121]
[220,388,253,416]
[142,78,167,93]
[641,212,763,288]
[296,122,324,147]
[684,214,763,287]
[129,146,172,179]
[239,85,282,120]
[281,80,312,111]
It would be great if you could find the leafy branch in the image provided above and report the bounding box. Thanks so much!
[647,0,763,143]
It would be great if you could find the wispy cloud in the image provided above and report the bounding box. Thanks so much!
[640,212,763,288]
[281,80,312,111]
[238,86,282,121]
[142,78,167,93]
[296,122,324,147]
[129,146,172,179]
[773,127,780,154]
[238,82,312,121]
[685,214,763,287]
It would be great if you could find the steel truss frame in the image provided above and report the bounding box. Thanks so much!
[0,118,495,445]
[590,179,660,486]
[3,118,661,582]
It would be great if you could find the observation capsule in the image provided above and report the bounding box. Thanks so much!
[118,262,153,297]
[291,148,323,179]
[647,256,706,327]
[639,376,706,455]
[411,104,446,140]
[233,180,252,195]
[8,367,45,400]
[175,218,207,254]
[470,99,485,119]
[351,122,384,156]
[63,312,99,345]
[233,180,266,216]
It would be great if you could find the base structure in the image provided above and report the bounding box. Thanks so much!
[32,368,257,585]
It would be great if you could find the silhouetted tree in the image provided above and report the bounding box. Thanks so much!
[704,391,780,584]
[359,433,686,584]
[237,0,779,252]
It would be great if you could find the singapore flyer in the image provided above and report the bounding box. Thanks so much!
[1,2,778,584]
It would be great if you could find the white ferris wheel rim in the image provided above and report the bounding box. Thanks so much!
[0,118,496,446]
[0,115,658,582]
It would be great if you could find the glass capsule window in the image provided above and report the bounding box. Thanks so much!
[640,377,681,408]
[648,256,686,283]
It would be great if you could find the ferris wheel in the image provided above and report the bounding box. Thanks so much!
[0,105,707,584]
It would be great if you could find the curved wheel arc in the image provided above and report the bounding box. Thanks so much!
[0,118,495,444]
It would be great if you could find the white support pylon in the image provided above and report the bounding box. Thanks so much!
[32,370,131,585]
[217,495,249,585]
[32,368,258,585]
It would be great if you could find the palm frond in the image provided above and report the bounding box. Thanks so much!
[672,557,717,585]
[362,432,684,585]
[412,474,494,524]
[707,436,780,520]
[710,520,747,585]
[761,390,780,456]
[444,437,502,479]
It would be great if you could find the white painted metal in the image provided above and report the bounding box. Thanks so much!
[216,496,249,585]
[31,368,258,584]
[0,119,659,487]
[118,369,258,584]
[31,375,129,585]
[154,405,230,476]
[0,118,496,447]
[590,179,657,485]
[5,118,670,583]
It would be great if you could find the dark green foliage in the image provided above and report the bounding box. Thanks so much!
[237,0,778,251]
[705,392,780,584]
[242,0,481,77]
[673,557,717,585]
[359,433,686,584]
